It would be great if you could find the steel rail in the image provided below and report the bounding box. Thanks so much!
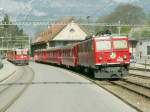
[0,66,34,112]
[129,73,150,80]
[110,80,150,99]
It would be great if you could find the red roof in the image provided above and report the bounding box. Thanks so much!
[34,17,74,43]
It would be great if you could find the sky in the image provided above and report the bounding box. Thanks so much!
[0,0,149,37]
[0,0,149,21]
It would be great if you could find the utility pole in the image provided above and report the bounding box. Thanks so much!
[86,16,90,33]
[118,20,121,36]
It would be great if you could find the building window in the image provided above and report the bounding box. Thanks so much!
[147,46,150,55]
[69,28,75,33]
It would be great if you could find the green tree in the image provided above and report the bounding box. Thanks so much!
[96,4,146,35]
[0,14,29,49]
[130,27,150,40]
[2,14,11,29]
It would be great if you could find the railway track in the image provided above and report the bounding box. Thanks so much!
[95,78,150,112]
[68,70,150,112]
[129,73,150,80]
[130,67,150,72]
[0,66,34,112]
[110,79,150,99]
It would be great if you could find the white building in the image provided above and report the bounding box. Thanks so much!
[34,17,88,48]
[135,40,150,64]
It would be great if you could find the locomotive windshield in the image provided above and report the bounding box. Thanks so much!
[113,40,127,49]
[22,50,28,55]
[96,40,111,50]
[16,51,22,55]
[16,50,28,55]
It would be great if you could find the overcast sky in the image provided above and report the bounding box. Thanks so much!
[0,0,149,37]
[0,0,148,21]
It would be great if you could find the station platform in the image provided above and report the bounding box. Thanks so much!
[5,62,137,112]
[0,60,16,82]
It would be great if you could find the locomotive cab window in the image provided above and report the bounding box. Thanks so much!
[23,50,28,55]
[113,40,127,49]
[16,51,22,55]
[96,40,111,51]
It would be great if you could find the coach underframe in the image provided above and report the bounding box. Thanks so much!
[93,63,129,79]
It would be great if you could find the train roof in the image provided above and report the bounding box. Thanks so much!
[94,35,128,40]
[8,48,28,51]
[35,47,61,52]
[60,43,78,49]
[47,47,61,51]
[34,35,128,52]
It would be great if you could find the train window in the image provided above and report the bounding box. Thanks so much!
[87,42,91,51]
[63,51,64,56]
[70,49,73,56]
[78,45,81,52]
[22,50,28,55]
[69,28,75,33]
[96,41,111,51]
[65,51,67,56]
[113,40,127,49]
[80,45,83,52]
[81,45,84,52]
[16,51,22,55]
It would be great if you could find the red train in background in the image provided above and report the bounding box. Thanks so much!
[7,48,30,65]
[34,36,130,79]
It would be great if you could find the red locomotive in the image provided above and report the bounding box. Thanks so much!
[7,48,29,65]
[34,36,130,79]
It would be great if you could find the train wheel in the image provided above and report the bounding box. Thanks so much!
[111,74,120,81]
[84,67,94,78]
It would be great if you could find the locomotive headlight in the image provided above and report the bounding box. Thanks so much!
[110,52,116,59]
[123,55,127,60]
[99,56,103,60]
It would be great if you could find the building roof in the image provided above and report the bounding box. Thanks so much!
[33,17,91,44]
[34,17,75,43]
[52,21,88,41]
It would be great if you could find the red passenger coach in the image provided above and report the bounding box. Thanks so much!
[34,49,47,63]
[34,48,61,65]
[61,44,78,67]
[77,36,130,78]
[7,48,29,65]
[46,48,61,65]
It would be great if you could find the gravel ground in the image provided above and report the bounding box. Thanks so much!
[95,80,150,112]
